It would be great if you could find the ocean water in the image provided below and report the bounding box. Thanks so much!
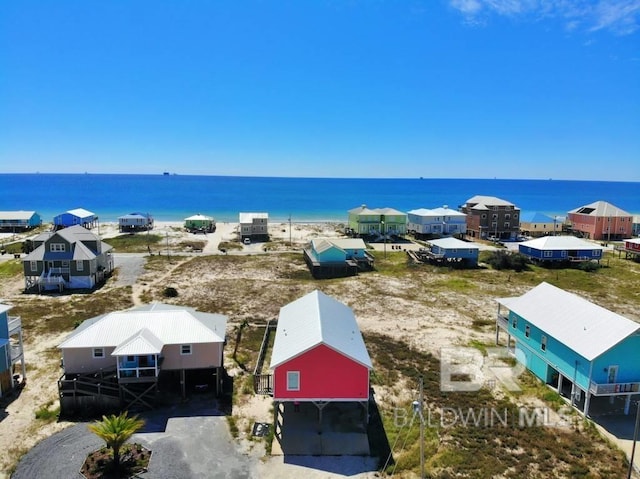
[0,174,638,223]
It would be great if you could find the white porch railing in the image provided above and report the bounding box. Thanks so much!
[496,313,509,330]
[118,366,158,379]
[8,316,21,334]
[589,381,640,395]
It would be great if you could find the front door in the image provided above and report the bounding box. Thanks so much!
[607,365,618,384]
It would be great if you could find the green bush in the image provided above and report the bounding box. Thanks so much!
[485,251,529,271]
[163,286,178,298]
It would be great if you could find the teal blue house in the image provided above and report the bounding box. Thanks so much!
[0,303,26,397]
[423,237,479,266]
[304,238,374,278]
[496,282,640,416]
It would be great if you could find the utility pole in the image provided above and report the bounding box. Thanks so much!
[413,376,424,479]
[628,400,640,479]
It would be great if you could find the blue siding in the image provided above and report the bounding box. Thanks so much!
[519,245,602,261]
[344,248,366,260]
[315,246,346,263]
[508,312,591,390]
[0,311,8,339]
[0,342,9,372]
[592,335,640,384]
[432,245,479,261]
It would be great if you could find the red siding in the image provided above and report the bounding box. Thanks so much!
[273,344,369,400]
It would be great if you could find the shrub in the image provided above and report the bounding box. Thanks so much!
[485,251,529,271]
[163,286,178,298]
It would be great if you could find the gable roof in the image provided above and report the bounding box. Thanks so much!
[465,196,515,207]
[65,208,96,219]
[184,214,214,221]
[0,211,38,220]
[59,303,227,352]
[408,207,466,217]
[270,290,372,370]
[428,237,478,249]
[520,236,602,251]
[24,225,112,261]
[569,201,631,217]
[497,282,639,361]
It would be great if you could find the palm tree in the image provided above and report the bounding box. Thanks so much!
[88,411,145,474]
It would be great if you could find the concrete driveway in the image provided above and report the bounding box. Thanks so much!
[13,397,256,479]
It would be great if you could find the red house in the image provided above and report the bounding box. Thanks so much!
[567,200,633,241]
[270,290,372,402]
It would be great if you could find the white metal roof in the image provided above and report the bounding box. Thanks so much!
[66,208,96,218]
[497,282,639,361]
[327,238,367,250]
[520,236,603,251]
[270,290,372,370]
[428,237,478,249]
[0,211,38,220]
[465,195,515,207]
[239,212,268,223]
[0,304,12,315]
[626,238,640,245]
[408,207,466,217]
[184,214,214,221]
[112,328,164,356]
[59,304,227,353]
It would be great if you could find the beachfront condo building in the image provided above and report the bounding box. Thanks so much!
[460,195,520,241]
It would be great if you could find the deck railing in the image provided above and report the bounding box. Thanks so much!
[8,316,21,333]
[118,366,158,379]
[496,313,509,330]
[589,381,640,395]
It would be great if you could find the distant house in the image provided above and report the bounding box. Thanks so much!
[347,205,407,237]
[460,196,520,241]
[633,215,640,237]
[567,200,633,241]
[618,238,640,261]
[22,225,114,292]
[184,214,216,233]
[53,208,98,230]
[519,212,561,237]
[0,211,42,231]
[0,303,26,397]
[58,303,228,413]
[496,282,640,416]
[239,212,268,241]
[118,212,154,232]
[303,238,374,278]
[407,206,467,237]
[518,236,603,263]
[420,237,479,267]
[270,290,372,425]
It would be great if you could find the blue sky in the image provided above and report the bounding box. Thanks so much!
[1,1,638,180]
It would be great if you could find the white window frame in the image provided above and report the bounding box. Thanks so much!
[93,348,105,358]
[592,250,600,256]
[180,344,192,355]
[525,325,531,338]
[76,260,84,271]
[287,371,300,391]
[50,243,65,252]
[543,251,553,258]
[541,336,547,351]
[30,260,38,272]
[511,317,517,328]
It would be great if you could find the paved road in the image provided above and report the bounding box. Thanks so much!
[13,397,256,479]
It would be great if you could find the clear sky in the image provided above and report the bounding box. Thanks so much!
[1,1,639,180]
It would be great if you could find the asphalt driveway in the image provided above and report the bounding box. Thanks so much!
[13,397,256,479]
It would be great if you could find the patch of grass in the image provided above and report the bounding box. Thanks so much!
[34,402,59,422]
[218,241,242,251]
[104,233,163,252]
[0,260,23,277]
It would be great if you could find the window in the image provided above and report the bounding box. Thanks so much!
[287,371,300,391]
[592,250,600,257]
[543,251,553,258]
[481,214,487,219]
[541,336,547,351]
[525,325,531,338]
[492,214,498,220]
[511,317,517,328]
[126,355,135,362]
[77,260,84,271]
[561,251,567,257]
[504,222,510,228]
[491,222,497,229]
[93,348,105,358]
[30,260,37,272]
[180,344,192,355]
[50,243,65,252]
[505,214,511,220]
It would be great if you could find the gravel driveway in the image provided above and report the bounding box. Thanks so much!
[112,253,147,286]
[13,397,256,479]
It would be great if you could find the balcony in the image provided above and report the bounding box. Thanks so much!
[118,366,158,383]
[589,381,640,396]
[8,316,21,334]
[496,313,509,331]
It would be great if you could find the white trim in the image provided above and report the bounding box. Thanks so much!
[92,347,105,358]
[180,344,192,355]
